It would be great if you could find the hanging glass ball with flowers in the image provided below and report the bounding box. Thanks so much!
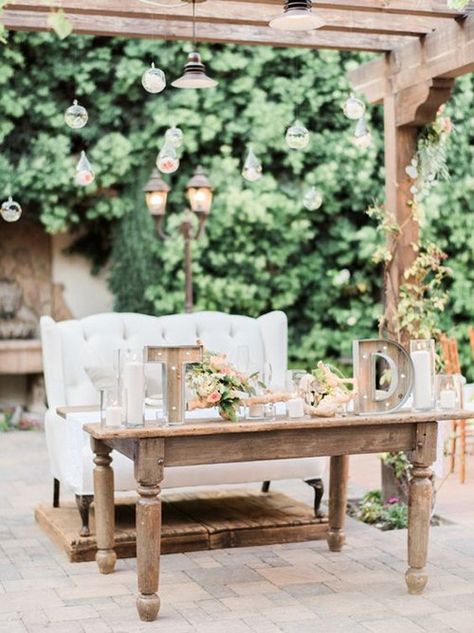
[285,121,310,150]
[1,196,22,222]
[142,63,167,94]
[75,151,95,186]
[64,100,88,129]
[343,94,365,120]
[157,143,180,174]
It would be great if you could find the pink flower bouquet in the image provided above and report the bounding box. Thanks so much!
[187,350,257,421]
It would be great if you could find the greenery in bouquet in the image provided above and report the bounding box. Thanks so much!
[187,350,258,422]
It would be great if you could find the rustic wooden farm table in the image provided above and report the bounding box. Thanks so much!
[83,410,471,622]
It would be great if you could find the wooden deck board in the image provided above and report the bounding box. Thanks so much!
[35,490,328,563]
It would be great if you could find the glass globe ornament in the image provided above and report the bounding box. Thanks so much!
[1,196,22,222]
[75,151,95,187]
[142,62,166,94]
[242,147,262,182]
[343,94,365,121]
[64,99,88,129]
[285,121,310,150]
[352,118,373,150]
[303,187,323,211]
[165,126,184,148]
[156,143,180,174]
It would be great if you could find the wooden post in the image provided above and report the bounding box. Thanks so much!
[92,439,117,575]
[383,92,419,341]
[382,77,453,341]
[327,454,349,552]
[135,438,164,622]
[406,422,437,594]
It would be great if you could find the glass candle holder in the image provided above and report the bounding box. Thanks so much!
[264,402,276,421]
[100,387,123,428]
[122,348,145,427]
[436,374,462,410]
[246,402,265,420]
[410,339,435,411]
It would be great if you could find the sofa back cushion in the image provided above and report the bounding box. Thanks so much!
[40,311,287,408]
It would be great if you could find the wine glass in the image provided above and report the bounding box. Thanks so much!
[235,345,250,374]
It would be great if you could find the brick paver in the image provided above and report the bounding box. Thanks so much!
[1,430,474,632]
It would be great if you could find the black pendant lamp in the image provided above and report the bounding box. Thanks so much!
[269,0,325,31]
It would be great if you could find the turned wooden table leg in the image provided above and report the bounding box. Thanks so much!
[327,454,349,552]
[92,438,116,575]
[135,438,164,622]
[406,422,437,595]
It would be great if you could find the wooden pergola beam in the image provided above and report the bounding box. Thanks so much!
[2,9,412,51]
[11,0,467,19]
[4,0,453,37]
[350,15,474,106]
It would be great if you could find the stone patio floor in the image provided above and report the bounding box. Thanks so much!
[2,430,474,633]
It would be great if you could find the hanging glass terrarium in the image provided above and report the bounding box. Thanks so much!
[285,121,310,150]
[1,196,22,222]
[165,126,184,148]
[343,94,365,121]
[242,147,262,182]
[303,187,323,210]
[64,99,89,129]
[352,117,373,149]
[156,143,180,174]
[142,62,167,94]
[75,151,95,186]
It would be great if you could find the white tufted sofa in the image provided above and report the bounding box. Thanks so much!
[41,311,327,534]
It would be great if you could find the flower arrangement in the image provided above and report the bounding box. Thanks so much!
[299,362,355,416]
[187,350,257,422]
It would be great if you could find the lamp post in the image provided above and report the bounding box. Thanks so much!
[144,165,214,314]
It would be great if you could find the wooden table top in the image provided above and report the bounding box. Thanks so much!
[78,409,473,440]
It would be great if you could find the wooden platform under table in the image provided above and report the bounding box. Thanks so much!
[35,489,328,563]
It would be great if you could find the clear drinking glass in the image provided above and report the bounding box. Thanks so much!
[235,345,250,374]
[410,339,436,411]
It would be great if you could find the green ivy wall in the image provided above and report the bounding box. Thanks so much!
[0,34,473,376]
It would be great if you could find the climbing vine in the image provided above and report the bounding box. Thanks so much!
[367,107,453,344]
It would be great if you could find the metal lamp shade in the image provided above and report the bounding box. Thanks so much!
[269,0,325,31]
[144,169,170,216]
[171,52,218,89]
[186,166,214,214]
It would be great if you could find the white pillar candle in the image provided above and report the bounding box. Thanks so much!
[439,389,456,410]
[123,361,145,426]
[410,349,433,410]
[105,405,122,427]
[248,404,265,418]
[287,398,305,419]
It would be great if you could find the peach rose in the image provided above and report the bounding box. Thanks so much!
[207,391,221,404]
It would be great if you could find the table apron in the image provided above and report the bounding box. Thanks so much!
[102,423,418,467]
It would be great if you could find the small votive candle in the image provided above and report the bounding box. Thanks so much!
[287,397,305,419]
[439,389,456,410]
[248,403,265,419]
[105,405,123,428]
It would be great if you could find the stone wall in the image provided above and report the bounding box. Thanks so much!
[0,219,52,336]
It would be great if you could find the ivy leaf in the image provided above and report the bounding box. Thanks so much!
[48,11,73,40]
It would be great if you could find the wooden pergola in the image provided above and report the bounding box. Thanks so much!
[3,0,474,332]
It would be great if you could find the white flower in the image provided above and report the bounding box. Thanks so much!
[347,315,357,326]
[334,269,351,286]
